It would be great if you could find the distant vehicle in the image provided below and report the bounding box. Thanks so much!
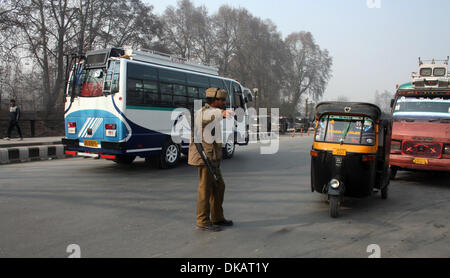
[62,47,253,168]
[389,57,450,178]
[288,117,309,132]
[250,114,272,134]
[274,116,289,134]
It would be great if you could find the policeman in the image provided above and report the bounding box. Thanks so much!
[188,88,234,232]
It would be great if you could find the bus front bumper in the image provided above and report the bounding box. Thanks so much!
[390,154,450,171]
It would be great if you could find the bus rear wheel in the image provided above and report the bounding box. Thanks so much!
[113,155,136,165]
[150,141,180,169]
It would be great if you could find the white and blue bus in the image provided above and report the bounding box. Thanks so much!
[62,47,252,168]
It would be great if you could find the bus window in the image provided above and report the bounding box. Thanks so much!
[160,69,186,84]
[209,77,225,90]
[173,84,187,106]
[127,63,157,81]
[187,87,199,98]
[143,80,158,105]
[127,79,144,105]
[199,87,207,99]
[187,74,209,88]
[160,83,173,106]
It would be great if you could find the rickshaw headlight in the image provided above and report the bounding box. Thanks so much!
[330,179,340,189]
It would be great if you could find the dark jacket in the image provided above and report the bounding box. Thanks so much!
[9,105,20,122]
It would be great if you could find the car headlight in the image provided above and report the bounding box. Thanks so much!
[330,179,340,189]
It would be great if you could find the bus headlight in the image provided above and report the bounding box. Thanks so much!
[330,179,340,189]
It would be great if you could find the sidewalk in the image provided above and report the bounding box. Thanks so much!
[0,136,66,164]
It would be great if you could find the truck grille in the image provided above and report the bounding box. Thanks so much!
[402,141,443,158]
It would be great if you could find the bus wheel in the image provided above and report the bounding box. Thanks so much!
[223,137,235,159]
[152,141,180,169]
[113,155,136,165]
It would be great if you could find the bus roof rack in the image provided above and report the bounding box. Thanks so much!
[122,46,219,76]
[412,57,450,89]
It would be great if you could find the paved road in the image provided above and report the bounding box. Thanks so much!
[0,135,448,258]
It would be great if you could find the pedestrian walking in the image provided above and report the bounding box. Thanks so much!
[4,99,23,140]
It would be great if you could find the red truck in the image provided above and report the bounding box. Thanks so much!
[390,58,450,178]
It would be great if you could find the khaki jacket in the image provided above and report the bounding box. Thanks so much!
[188,104,223,167]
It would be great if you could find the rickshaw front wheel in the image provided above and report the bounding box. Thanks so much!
[329,196,340,218]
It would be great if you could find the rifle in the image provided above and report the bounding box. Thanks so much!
[194,142,220,188]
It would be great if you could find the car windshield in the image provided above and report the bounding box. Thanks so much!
[315,115,376,145]
[393,96,450,120]
[68,64,106,97]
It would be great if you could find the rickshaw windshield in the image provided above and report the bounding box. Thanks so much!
[315,115,376,145]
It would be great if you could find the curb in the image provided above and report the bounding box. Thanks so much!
[0,144,67,165]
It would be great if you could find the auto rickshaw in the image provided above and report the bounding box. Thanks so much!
[310,102,392,218]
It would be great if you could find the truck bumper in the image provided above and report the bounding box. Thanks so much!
[390,154,450,171]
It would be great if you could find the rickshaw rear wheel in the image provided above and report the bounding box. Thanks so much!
[381,185,388,199]
[329,196,340,218]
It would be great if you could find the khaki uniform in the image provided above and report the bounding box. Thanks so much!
[188,100,227,226]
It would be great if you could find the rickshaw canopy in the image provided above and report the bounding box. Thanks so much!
[315,102,382,121]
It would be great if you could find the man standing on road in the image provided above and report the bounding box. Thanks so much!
[188,88,234,232]
[4,99,23,141]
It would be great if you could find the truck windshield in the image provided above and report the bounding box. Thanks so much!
[393,96,450,119]
[315,115,376,145]
[68,65,106,97]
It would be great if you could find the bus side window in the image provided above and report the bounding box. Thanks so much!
[173,84,187,106]
[160,83,173,106]
[127,78,144,106]
[143,80,158,105]
[187,87,199,108]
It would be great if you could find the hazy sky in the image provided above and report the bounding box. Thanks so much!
[149,0,450,102]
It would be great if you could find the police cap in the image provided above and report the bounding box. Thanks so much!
[205,88,227,99]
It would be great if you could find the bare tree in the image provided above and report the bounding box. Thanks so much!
[374,90,393,113]
[284,32,332,116]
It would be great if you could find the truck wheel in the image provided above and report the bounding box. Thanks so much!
[113,155,136,165]
[329,196,340,218]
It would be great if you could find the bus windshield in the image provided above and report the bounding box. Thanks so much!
[393,96,450,119]
[68,65,106,97]
[315,115,376,145]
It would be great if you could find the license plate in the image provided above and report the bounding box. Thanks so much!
[332,149,347,156]
[84,140,98,147]
[413,158,428,165]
